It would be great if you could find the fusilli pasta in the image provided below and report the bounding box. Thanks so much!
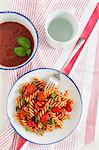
[15,78,75,135]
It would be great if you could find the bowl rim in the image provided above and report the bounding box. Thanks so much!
[7,67,83,145]
[0,11,39,70]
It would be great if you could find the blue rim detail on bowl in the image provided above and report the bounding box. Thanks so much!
[7,68,83,145]
[0,11,39,70]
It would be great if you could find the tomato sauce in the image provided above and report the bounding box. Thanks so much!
[0,22,34,67]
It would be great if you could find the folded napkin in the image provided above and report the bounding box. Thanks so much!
[0,0,98,150]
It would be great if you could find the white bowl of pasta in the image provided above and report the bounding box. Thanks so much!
[7,68,82,144]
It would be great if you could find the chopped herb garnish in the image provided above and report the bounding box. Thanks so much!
[39,130,44,136]
[18,89,23,95]
[51,93,56,99]
[33,81,37,86]
[51,93,57,102]
[49,119,55,125]
[16,105,18,112]
[34,115,38,123]
[49,105,53,110]
[22,98,26,104]
[25,127,30,131]
[53,98,56,102]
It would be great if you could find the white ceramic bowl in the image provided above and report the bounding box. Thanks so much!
[7,68,82,145]
[0,11,38,70]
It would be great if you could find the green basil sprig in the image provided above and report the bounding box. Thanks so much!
[17,37,31,49]
[14,37,32,57]
[14,47,27,57]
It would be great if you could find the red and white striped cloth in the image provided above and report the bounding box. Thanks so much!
[0,0,99,150]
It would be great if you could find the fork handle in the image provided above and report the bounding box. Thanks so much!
[53,38,85,79]
[60,38,85,73]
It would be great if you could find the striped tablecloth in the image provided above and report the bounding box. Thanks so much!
[0,0,99,150]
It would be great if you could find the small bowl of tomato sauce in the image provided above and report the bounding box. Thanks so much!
[0,11,38,70]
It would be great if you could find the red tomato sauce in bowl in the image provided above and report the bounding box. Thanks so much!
[0,22,34,67]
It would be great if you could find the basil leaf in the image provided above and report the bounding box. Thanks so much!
[14,47,26,57]
[17,37,31,49]
[26,49,32,56]
[49,105,53,110]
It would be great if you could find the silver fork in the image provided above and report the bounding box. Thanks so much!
[44,38,85,91]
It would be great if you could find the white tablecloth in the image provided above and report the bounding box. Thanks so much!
[0,0,99,150]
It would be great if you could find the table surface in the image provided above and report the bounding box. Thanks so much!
[0,0,99,150]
